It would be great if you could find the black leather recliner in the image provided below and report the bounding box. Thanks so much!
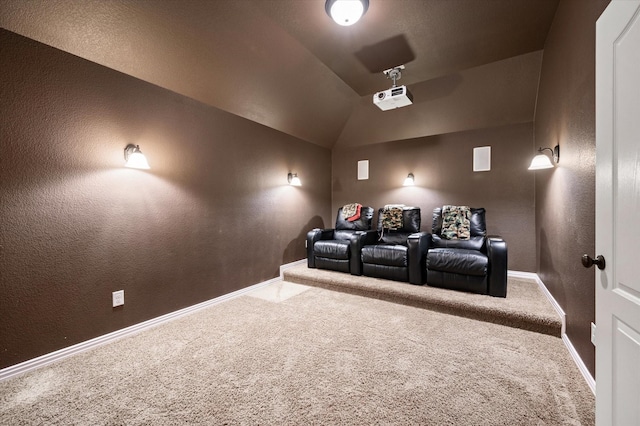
[361,207,430,284]
[426,207,507,297]
[307,206,375,275]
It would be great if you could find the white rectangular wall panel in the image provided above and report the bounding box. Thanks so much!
[357,160,369,180]
[473,146,491,172]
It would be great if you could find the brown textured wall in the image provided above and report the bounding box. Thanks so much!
[332,123,536,272]
[0,29,331,369]
[0,0,357,148]
[534,0,610,377]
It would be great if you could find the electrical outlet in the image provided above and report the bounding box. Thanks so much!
[112,290,124,307]
[591,322,596,345]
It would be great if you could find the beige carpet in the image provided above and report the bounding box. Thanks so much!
[0,281,593,425]
[284,264,562,336]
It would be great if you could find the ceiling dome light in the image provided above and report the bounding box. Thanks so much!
[325,0,369,26]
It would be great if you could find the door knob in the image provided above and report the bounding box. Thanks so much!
[581,254,606,270]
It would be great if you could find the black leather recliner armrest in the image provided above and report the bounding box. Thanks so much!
[306,228,335,268]
[349,230,379,275]
[486,236,508,297]
[407,232,431,284]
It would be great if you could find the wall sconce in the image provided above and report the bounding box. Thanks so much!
[124,144,150,170]
[288,172,301,186]
[403,173,415,186]
[528,145,559,170]
[325,0,369,26]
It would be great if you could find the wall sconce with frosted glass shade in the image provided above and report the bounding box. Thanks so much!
[403,173,415,186]
[325,0,369,26]
[528,145,560,170]
[288,172,301,186]
[124,144,150,169]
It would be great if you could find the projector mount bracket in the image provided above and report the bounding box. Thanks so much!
[383,65,405,88]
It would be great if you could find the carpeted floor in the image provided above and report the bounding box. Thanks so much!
[284,264,562,336]
[0,281,593,425]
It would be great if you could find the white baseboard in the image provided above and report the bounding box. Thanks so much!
[509,270,595,395]
[508,270,567,335]
[279,258,306,277]
[507,270,539,280]
[0,269,289,382]
[562,333,596,394]
[532,274,567,336]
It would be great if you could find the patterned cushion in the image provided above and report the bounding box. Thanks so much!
[381,205,404,230]
[342,203,360,219]
[441,205,471,240]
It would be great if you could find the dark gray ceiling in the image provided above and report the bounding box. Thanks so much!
[0,0,559,148]
[256,0,558,95]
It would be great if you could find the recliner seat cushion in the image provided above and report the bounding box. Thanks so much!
[363,264,409,282]
[431,235,485,251]
[362,244,408,267]
[334,230,358,241]
[427,248,487,276]
[315,258,350,273]
[314,240,350,260]
[378,231,413,246]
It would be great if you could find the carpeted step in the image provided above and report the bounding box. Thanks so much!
[283,264,562,337]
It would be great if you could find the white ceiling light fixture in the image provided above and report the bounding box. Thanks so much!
[325,0,369,26]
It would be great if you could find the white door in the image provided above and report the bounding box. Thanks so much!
[595,1,640,425]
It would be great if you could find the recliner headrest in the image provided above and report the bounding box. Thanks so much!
[335,206,374,231]
[432,207,486,237]
[376,207,421,233]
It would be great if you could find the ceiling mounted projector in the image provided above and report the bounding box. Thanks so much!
[373,65,413,111]
[373,86,413,111]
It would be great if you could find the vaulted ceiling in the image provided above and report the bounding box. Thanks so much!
[0,0,559,148]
